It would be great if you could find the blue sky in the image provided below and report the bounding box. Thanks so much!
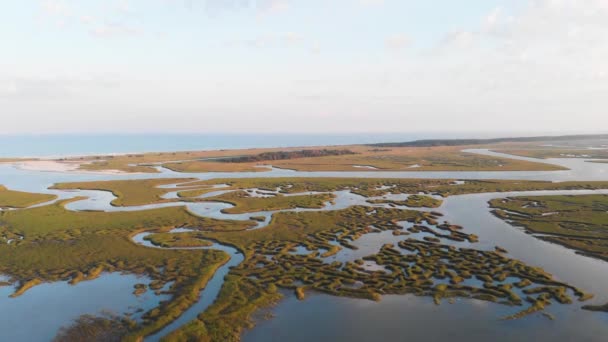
[1,0,607,134]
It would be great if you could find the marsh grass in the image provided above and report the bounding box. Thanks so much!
[490,195,608,261]
[0,198,255,340]
[53,312,136,342]
[0,185,56,208]
[166,205,593,341]
[50,178,197,206]
[203,191,335,214]
[4,179,608,341]
[145,232,214,248]
[60,145,566,173]
[184,178,608,199]
[367,194,442,208]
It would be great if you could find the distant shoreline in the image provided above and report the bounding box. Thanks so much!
[1,132,606,159]
[370,133,608,148]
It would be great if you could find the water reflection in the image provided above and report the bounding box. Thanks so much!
[0,273,169,342]
[244,293,608,342]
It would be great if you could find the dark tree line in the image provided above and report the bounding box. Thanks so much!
[369,134,608,148]
[220,149,356,163]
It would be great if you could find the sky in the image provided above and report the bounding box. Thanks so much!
[1,0,608,134]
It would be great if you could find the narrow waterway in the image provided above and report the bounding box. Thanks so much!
[131,229,244,341]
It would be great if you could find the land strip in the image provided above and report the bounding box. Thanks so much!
[490,195,608,262]
[0,185,57,209]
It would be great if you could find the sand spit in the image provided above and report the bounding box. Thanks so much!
[8,160,132,175]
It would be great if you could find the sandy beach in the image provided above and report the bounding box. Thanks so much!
[8,160,131,175]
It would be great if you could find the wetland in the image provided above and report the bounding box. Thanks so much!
[1,136,608,341]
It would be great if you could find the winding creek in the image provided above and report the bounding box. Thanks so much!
[2,150,608,341]
[132,229,244,342]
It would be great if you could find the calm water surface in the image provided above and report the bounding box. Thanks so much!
[0,273,169,342]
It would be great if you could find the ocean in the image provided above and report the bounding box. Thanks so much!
[0,132,469,158]
[0,131,571,158]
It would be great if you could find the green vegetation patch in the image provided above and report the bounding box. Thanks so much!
[50,178,197,206]
[219,149,356,163]
[163,161,270,173]
[367,194,443,208]
[182,178,608,199]
[166,206,592,341]
[53,313,136,342]
[145,232,214,248]
[0,198,256,340]
[203,191,335,214]
[493,149,608,160]
[490,195,608,261]
[0,185,57,209]
[3,178,608,341]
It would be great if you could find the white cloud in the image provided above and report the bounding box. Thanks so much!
[441,30,474,49]
[257,0,289,17]
[7,0,608,134]
[228,32,304,48]
[358,0,384,7]
[199,0,289,18]
[311,41,321,54]
[481,7,503,33]
[90,23,142,38]
[385,33,410,51]
[114,0,133,14]
[80,15,95,24]
[41,0,71,17]
[0,75,118,100]
[423,0,608,113]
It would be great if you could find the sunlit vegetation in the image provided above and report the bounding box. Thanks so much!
[51,178,608,213]
[181,178,608,199]
[0,185,57,208]
[163,161,271,173]
[177,187,231,198]
[63,147,330,173]
[166,206,592,341]
[0,158,36,163]
[145,232,214,248]
[491,149,608,160]
[490,195,608,262]
[162,275,282,342]
[203,191,335,214]
[219,149,356,163]
[53,313,136,342]
[368,134,608,148]
[56,144,566,173]
[4,178,608,341]
[50,178,197,206]
[266,146,565,172]
[367,194,443,208]
[0,198,255,339]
